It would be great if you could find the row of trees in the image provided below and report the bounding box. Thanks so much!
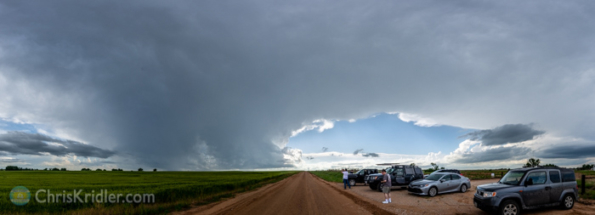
[5,166,38,171]
[416,158,593,172]
[3,166,68,171]
[523,158,594,170]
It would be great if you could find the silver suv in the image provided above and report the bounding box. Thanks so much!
[474,167,578,215]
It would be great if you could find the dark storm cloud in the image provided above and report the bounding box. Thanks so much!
[1,1,595,170]
[362,153,379,157]
[353,148,379,157]
[461,124,544,146]
[453,146,530,163]
[0,131,114,158]
[539,144,595,159]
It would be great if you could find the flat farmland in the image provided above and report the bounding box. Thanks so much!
[0,171,297,214]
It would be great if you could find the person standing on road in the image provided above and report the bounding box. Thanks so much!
[342,169,351,190]
[381,169,391,204]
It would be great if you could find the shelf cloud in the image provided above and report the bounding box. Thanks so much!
[461,124,544,146]
[0,131,115,158]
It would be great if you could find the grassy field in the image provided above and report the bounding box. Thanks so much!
[0,171,297,214]
[460,170,508,180]
[309,171,344,183]
[577,170,595,200]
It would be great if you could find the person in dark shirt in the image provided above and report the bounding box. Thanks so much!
[381,169,391,203]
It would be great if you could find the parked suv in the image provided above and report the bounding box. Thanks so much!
[365,165,424,192]
[347,169,378,186]
[474,167,579,215]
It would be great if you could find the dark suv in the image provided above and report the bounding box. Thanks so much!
[347,169,378,186]
[365,165,424,192]
[474,167,579,215]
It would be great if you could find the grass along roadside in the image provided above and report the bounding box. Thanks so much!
[1,171,298,214]
[577,170,595,200]
[309,171,344,183]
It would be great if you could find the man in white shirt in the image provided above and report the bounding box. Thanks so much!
[342,169,351,190]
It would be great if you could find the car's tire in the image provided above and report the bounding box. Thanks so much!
[460,184,467,193]
[349,179,356,186]
[369,184,376,190]
[499,200,520,215]
[428,187,437,197]
[560,194,575,210]
[377,183,384,192]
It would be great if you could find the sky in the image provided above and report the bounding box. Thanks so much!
[1,1,594,171]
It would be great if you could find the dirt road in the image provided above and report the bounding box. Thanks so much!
[177,172,389,215]
[178,172,595,215]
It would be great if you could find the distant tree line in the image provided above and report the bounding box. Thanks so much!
[578,164,594,170]
[5,166,39,171]
[3,165,161,172]
[522,158,594,170]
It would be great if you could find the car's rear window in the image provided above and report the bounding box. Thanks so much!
[549,171,561,183]
[561,169,575,182]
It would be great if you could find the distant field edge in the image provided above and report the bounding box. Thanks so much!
[309,171,344,183]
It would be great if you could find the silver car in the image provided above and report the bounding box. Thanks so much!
[408,173,471,197]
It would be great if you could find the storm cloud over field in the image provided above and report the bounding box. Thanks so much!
[1,1,595,170]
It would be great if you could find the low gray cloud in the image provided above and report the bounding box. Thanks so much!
[453,146,530,163]
[539,144,595,159]
[0,158,24,163]
[461,124,544,146]
[0,131,115,158]
[362,152,379,157]
[353,148,379,157]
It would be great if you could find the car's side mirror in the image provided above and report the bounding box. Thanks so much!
[440,179,445,183]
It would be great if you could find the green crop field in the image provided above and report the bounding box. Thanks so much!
[309,171,343,183]
[0,171,297,214]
